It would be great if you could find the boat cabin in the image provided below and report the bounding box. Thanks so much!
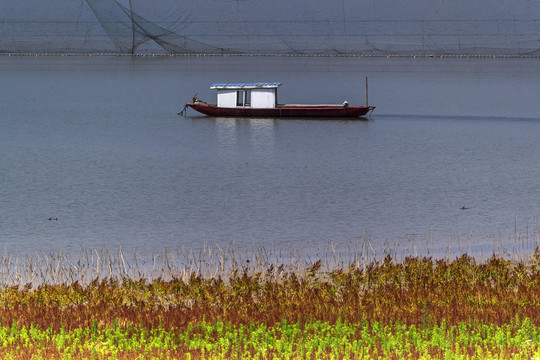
[210,82,281,109]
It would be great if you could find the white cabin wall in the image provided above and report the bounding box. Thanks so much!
[251,89,276,108]
[217,91,237,108]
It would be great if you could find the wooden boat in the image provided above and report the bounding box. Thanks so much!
[184,82,375,118]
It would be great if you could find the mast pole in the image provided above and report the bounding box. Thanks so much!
[365,76,369,107]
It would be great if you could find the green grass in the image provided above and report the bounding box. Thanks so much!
[2,317,540,359]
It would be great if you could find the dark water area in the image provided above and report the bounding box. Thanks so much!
[1,55,540,259]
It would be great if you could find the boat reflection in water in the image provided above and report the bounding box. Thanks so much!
[211,117,278,159]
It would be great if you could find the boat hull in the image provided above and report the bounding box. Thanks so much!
[187,103,375,118]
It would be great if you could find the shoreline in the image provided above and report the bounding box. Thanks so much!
[0,242,538,287]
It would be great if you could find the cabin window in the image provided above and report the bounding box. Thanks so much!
[236,90,251,107]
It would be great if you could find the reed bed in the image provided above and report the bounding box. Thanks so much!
[0,240,387,287]
[1,234,538,287]
[1,244,540,358]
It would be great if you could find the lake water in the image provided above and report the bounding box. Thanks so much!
[1,55,540,260]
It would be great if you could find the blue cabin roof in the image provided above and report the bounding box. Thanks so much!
[210,82,281,90]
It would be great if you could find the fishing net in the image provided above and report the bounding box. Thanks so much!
[85,0,226,54]
[1,0,540,55]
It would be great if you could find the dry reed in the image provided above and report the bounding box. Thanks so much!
[1,235,539,287]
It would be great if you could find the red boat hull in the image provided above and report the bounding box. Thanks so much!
[187,103,375,118]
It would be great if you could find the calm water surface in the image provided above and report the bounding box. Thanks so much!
[1,56,540,258]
